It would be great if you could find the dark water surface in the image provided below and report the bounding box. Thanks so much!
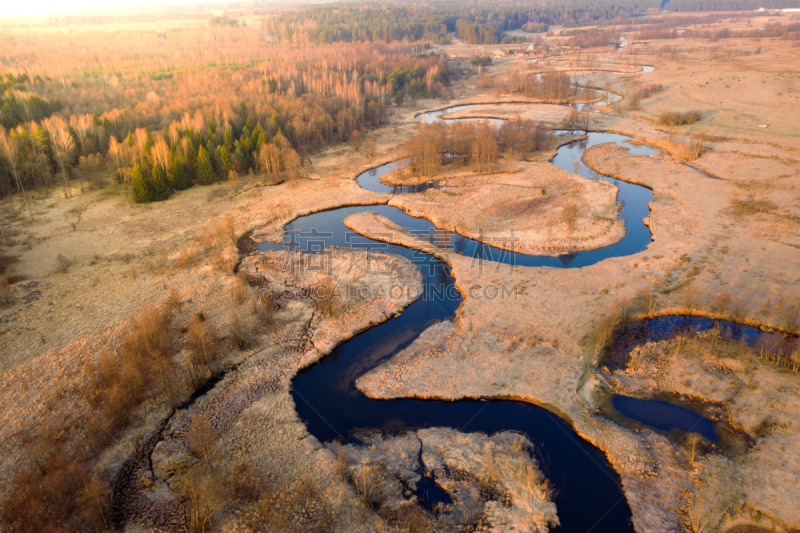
[604,315,792,371]
[251,83,696,532]
[613,396,717,441]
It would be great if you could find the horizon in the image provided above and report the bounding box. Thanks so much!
[2,0,256,19]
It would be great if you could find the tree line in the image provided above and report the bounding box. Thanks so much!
[265,0,656,45]
[669,0,800,10]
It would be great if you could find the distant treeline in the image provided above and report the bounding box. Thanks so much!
[264,0,655,45]
[669,0,800,10]
[637,18,800,40]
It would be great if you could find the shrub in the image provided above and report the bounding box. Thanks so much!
[175,215,238,272]
[471,54,492,66]
[657,111,703,127]
[562,203,580,233]
[0,275,14,307]
[187,414,218,467]
[233,273,249,305]
[252,297,277,328]
[563,108,590,130]
[629,92,641,110]
[313,277,339,317]
[55,253,72,274]
[730,193,776,218]
[229,314,254,350]
[687,133,709,161]
[188,316,219,370]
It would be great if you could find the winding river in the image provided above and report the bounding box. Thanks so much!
[255,93,668,530]
[116,66,692,531]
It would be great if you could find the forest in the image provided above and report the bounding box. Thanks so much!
[0,27,450,203]
[264,0,657,45]
[668,0,800,10]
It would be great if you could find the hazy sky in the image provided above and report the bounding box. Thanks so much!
[6,0,235,18]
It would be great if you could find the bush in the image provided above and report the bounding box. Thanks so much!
[229,314,254,350]
[0,275,14,307]
[233,273,249,305]
[187,414,218,467]
[55,253,72,274]
[188,315,219,370]
[562,203,580,232]
[563,108,590,130]
[252,297,277,328]
[657,110,703,127]
[313,277,339,317]
[471,54,492,66]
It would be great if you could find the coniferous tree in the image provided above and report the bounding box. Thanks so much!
[131,163,149,203]
[223,129,233,152]
[196,145,215,185]
[205,140,216,165]
[168,152,190,190]
[255,130,268,152]
[215,145,233,178]
[151,165,169,201]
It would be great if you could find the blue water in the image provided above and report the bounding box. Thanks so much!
[613,396,717,441]
[252,87,682,531]
[348,130,657,268]
[604,315,793,371]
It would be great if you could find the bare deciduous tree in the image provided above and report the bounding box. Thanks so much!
[43,116,76,198]
[0,128,32,219]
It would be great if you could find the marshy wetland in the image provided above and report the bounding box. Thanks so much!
[1,7,799,533]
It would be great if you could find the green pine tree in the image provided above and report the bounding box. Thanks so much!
[131,164,149,203]
[183,137,196,177]
[151,165,169,201]
[215,145,233,178]
[168,153,190,191]
[205,140,216,165]
[196,145,216,185]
